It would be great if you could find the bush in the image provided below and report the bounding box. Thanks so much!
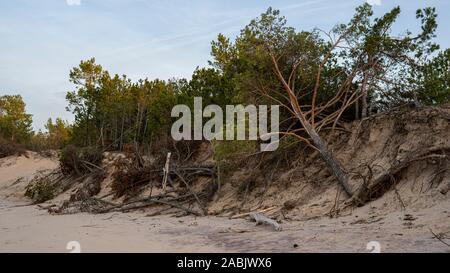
[0,137,26,158]
[212,139,258,180]
[111,157,162,198]
[25,177,55,203]
[60,145,103,175]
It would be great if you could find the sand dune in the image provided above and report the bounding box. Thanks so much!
[0,152,58,201]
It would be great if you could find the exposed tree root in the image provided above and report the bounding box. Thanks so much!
[49,158,216,216]
[348,147,450,206]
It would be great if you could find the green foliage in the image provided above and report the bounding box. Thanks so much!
[24,118,72,152]
[0,95,33,143]
[414,49,450,105]
[45,118,72,148]
[143,80,178,141]
[65,58,182,148]
[66,58,109,146]
[210,8,334,128]
[184,67,235,107]
[212,140,258,162]
[49,4,447,155]
[335,4,439,112]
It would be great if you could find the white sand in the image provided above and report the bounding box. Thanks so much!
[0,152,58,201]
[1,198,449,252]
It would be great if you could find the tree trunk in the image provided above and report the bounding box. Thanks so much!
[305,123,354,196]
[361,93,368,119]
[270,53,354,198]
[134,104,140,143]
[100,124,104,147]
[85,110,91,146]
[361,71,369,119]
[142,111,149,142]
[114,114,118,150]
[120,114,125,151]
[355,100,360,120]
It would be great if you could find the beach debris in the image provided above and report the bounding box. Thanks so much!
[249,212,282,231]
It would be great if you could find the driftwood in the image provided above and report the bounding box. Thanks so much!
[54,149,218,216]
[81,160,105,173]
[111,161,215,198]
[173,170,207,215]
[145,197,194,217]
[95,191,205,216]
[230,206,278,219]
[70,174,103,202]
[116,198,202,216]
[429,228,450,248]
[249,212,282,231]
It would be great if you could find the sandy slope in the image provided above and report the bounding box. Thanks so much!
[0,152,58,201]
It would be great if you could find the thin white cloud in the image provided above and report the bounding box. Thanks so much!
[281,0,327,11]
[99,0,335,59]
[66,0,81,6]
[366,0,381,6]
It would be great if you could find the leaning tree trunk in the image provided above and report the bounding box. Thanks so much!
[303,121,354,196]
[270,53,355,198]
[360,71,369,119]
[361,92,368,119]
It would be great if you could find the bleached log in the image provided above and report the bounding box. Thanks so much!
[249,212,282,231]
[162,152,171,191]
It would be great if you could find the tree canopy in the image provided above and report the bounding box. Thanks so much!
[0,95,33,143]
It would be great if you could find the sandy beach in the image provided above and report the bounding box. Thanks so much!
[1,198,450,252]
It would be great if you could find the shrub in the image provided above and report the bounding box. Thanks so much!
[0,137,26,158]
[25,177,55,203]
[212,139,258,181]
[111,158,161,198]
[60,145,103,175]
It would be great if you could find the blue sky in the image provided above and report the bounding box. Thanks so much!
[1,0,449,130]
